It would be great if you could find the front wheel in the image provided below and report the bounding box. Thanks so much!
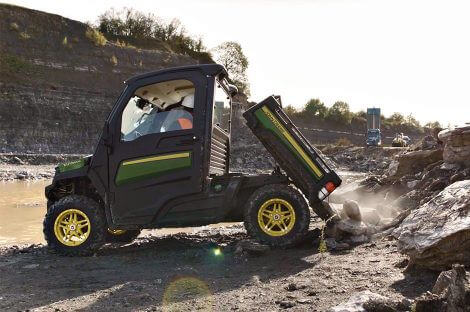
[244,184,310,247]
[43,195,106,256]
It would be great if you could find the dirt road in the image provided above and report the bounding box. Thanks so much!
[0,224,436,312]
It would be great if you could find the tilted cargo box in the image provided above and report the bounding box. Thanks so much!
[243,96,342,220]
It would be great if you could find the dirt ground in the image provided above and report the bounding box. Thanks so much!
[0,224,437,312]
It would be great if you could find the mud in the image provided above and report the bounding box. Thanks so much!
[0,225,438,312]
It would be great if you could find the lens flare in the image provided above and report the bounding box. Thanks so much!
[162,276,213,311]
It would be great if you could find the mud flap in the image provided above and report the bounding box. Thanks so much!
[243,96,342,220]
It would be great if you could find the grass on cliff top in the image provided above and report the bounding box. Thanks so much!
[85,27,107,46]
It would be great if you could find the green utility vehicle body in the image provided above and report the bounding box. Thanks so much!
[44,64,341,254]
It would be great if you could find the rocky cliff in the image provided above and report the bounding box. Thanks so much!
[0,4,209,153]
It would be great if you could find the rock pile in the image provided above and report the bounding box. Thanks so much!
[321,146,399,173]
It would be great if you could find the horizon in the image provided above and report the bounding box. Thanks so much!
[3,0,469,127]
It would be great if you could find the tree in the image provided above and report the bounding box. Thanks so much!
[212,41,250,95]
[304,98,327,118]
[424,121,442,129]
[387,112,406,126]
[283,105,297,117]
[406,113,421,128]
[326,101,352,125]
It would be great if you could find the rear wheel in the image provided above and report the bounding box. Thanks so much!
[105,229,141,243]
[43,195,105,256]
[244,184,310,247]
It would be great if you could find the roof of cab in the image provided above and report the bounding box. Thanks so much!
[125,64,227,85]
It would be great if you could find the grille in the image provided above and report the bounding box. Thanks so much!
[209,127,229,175]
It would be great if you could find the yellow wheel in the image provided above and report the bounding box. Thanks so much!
[54,209,91,247]
[105,228,141,243]
[244,184,310,247]
[257,198,296,237]
[44,195,106,256]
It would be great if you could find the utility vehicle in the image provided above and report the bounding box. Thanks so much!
[44,64,341,256]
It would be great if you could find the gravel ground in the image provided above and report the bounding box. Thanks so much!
[0,224,437,312]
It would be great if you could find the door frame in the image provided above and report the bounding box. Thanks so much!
[106,69,209,226]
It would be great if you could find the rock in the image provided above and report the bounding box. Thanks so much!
[285,283,306,291]
[336,219,369,236]
[432,270,453,295]
[415,264,470,312]
[348,235,370,245]
[12,156,24,164]
[278,300,296,309]
[325,238,337,250]
[361,209,382,226]
[442,125,470,167]
[336,242,351,250]
[327,291,390,312]
[450,172,467,184]
[296,298,313,304]
[250,275,262,286]
[422,135,438,150]
[343,200,362,221]
[441,162,461,171]
[425,179,448,192]
[387,149,443,178]
[235,239,270,255]
[395,180,470,270]
[406,180,420,189]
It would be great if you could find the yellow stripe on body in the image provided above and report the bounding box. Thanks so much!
[261,106,324,178]
[122,152,190,166]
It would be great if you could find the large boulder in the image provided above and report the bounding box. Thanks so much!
[439,126,470,167]
[394,180,470,270]
[387,149,443,178]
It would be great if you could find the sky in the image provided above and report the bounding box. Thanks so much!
[3,0,470,126]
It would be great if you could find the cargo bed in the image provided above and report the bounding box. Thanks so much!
[243,96,342,220]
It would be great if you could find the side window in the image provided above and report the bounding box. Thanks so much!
[121,79,195,142]
[213,81,231,132]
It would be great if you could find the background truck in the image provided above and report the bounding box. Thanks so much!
[366,108,382,146]
[43,64,341,256]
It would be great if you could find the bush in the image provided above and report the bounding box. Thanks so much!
[97,8,206,56]
[19,31,30,40]
[9,22,19,31]
[85,27,107,46]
